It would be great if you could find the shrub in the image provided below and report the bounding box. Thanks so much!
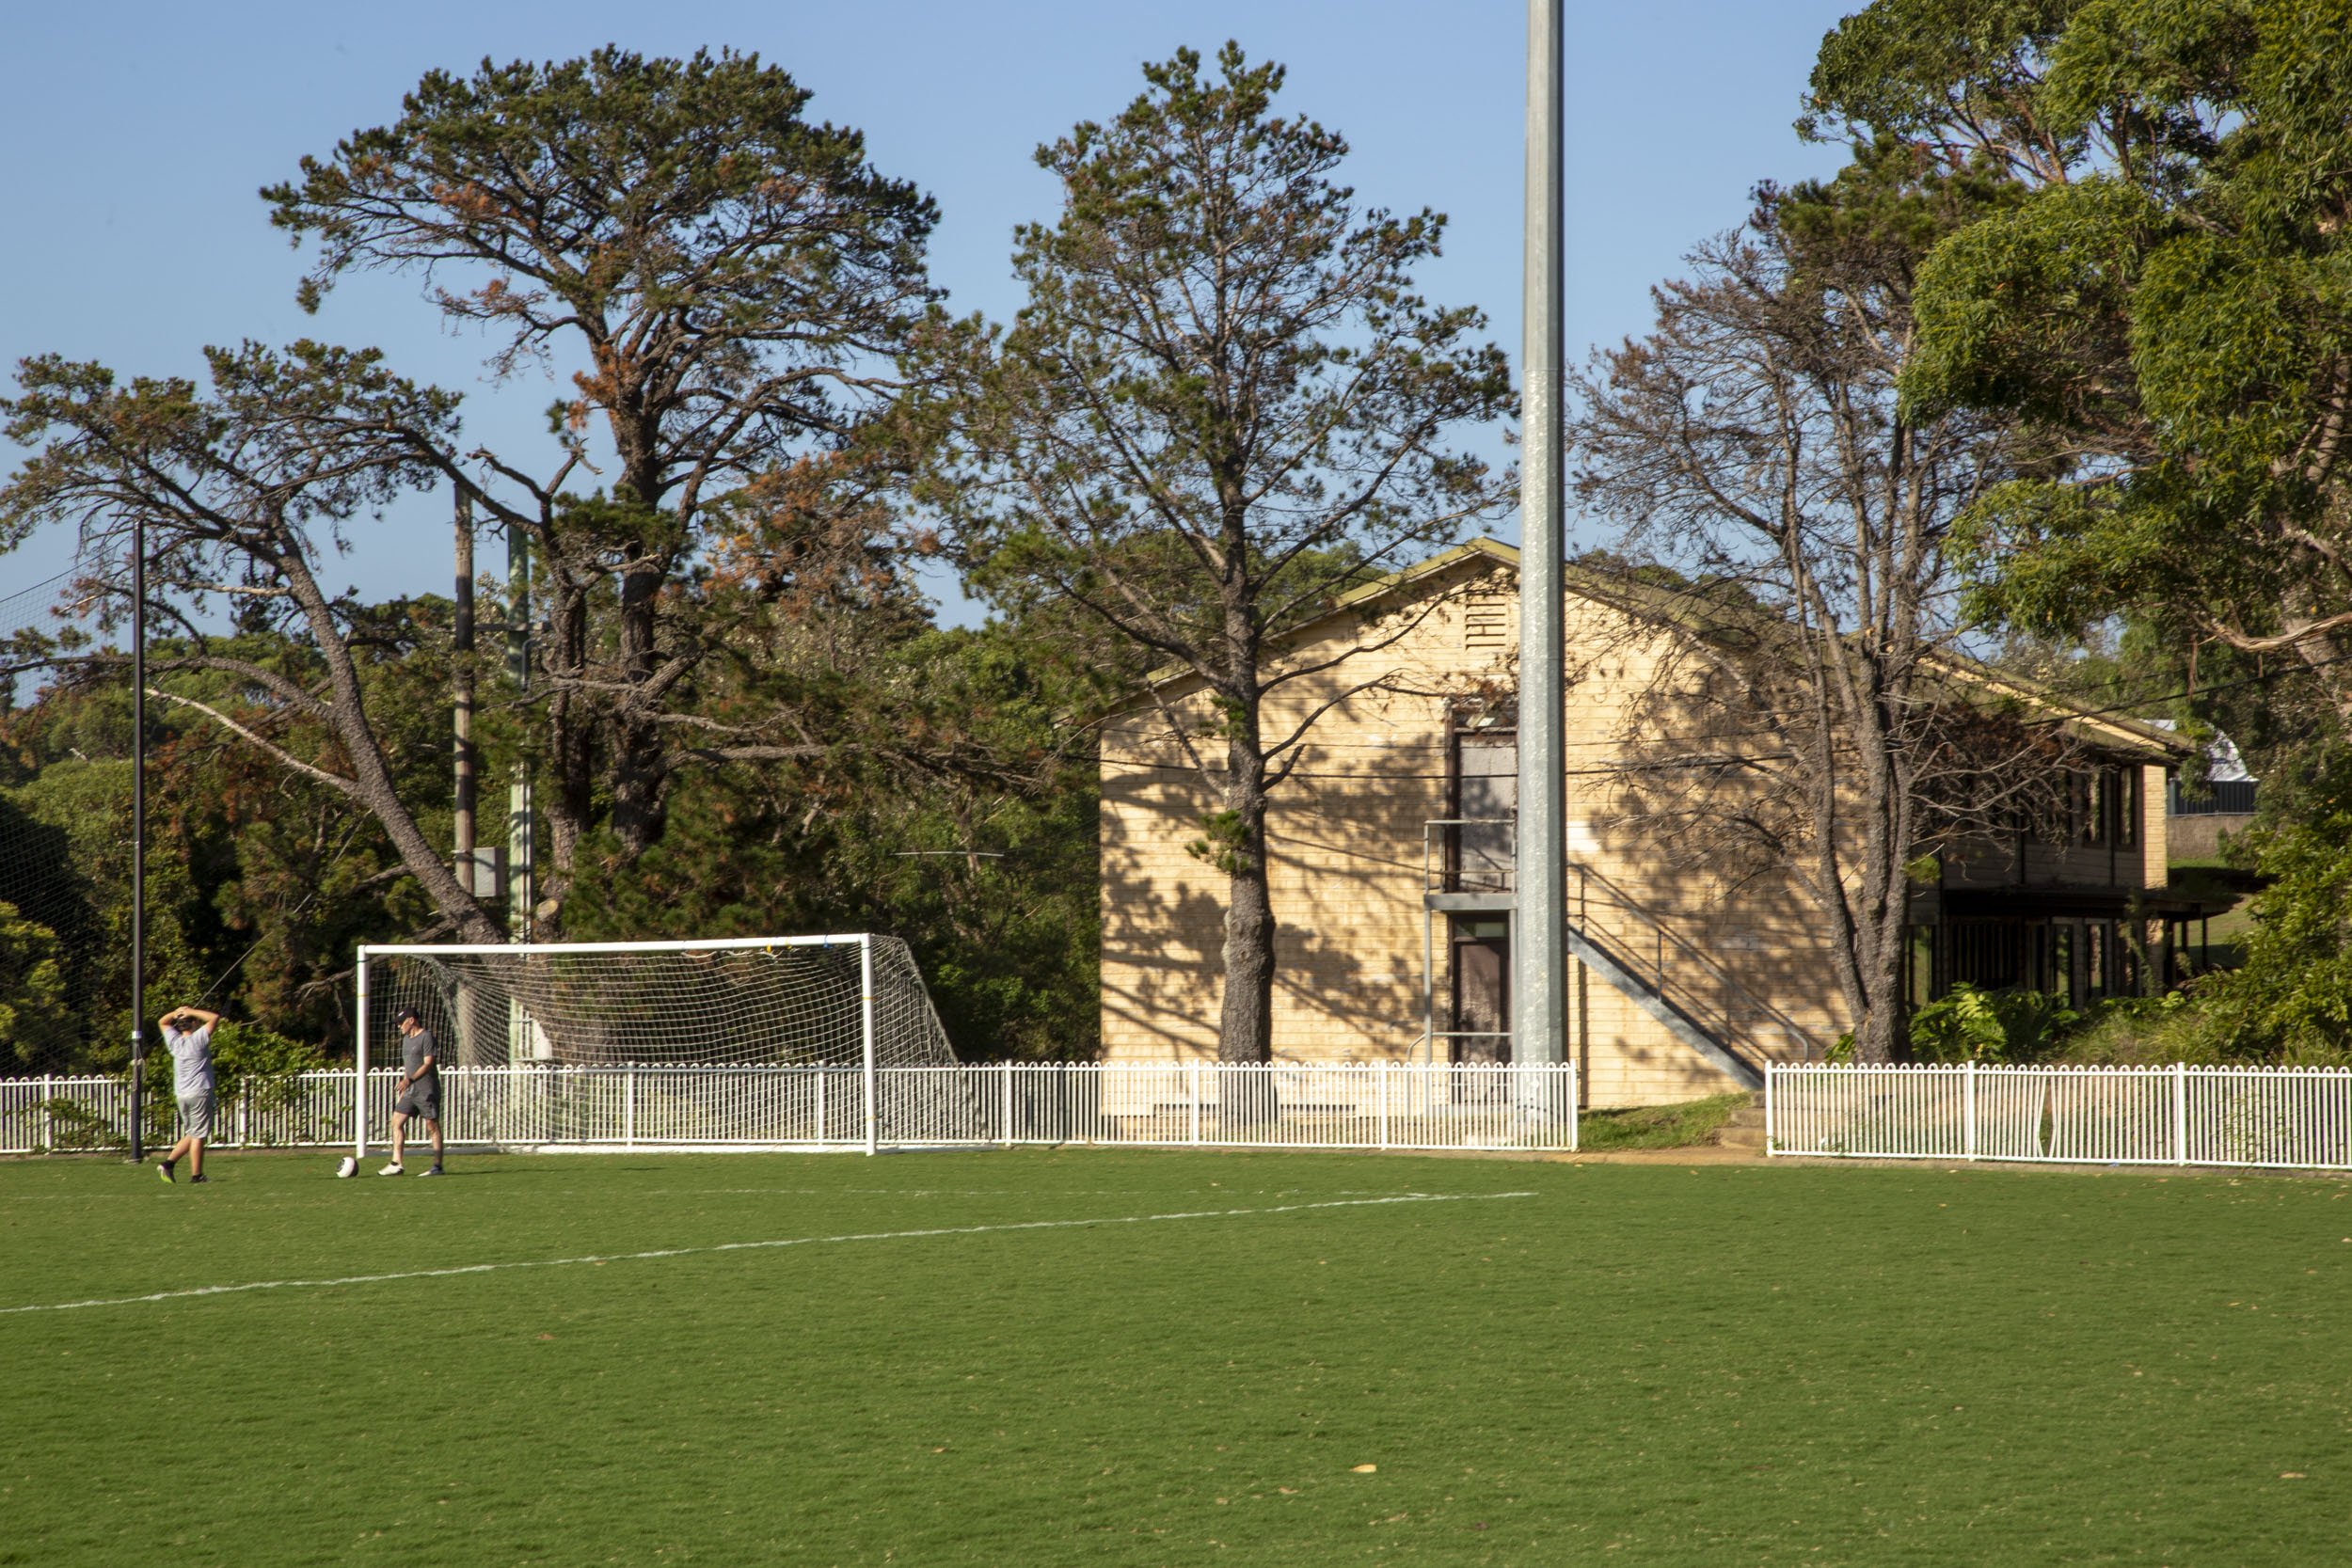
[1906,983,2077,1063]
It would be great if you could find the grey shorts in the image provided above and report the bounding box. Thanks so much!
[394,1085,439,1122]
[177,1093,215,1141]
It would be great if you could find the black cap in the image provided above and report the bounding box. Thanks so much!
[394,1007,421,1026]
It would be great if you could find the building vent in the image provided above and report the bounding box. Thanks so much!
[1463,593,1509,649]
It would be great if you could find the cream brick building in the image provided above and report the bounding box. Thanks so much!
[1098,539,2196,1105]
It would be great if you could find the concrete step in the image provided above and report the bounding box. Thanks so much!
[1714,1093,1769,1149]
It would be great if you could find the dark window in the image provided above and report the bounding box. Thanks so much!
[1446,728,1516,893]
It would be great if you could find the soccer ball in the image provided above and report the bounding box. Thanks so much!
[335,1157,358,1179]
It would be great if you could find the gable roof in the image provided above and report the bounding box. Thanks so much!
[1133,534,2193,759]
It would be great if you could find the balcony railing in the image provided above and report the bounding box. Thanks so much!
[1423,817,1517,895]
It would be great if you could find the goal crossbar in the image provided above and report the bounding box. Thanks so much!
[358,934,868,958]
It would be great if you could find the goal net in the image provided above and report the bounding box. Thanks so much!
[352,935,961,1150]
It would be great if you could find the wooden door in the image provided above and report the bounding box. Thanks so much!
[1452,926,1511,1064]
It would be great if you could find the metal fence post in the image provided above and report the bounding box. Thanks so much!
[353,950,369,1161]
[41,1074,54,1152]
[624,1065,636,1148]
[1763,1062,1774,1156]
[1964,1060,1978,1161]
[1568,1060,1581,1151]
[816,1068,828,1147]
[1189,1061,1202,1145]
[2173,1061,2188,1164]
[1378,1061,1391,1151]
[858,935,879,1156]
[1002,1061,1014,1148]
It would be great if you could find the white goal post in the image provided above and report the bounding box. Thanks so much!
[352,934,959,1157]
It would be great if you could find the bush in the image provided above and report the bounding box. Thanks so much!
[1906,983,2077,1063]
[2058,993,2211,1065]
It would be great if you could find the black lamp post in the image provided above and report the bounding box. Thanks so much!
[127,517,148,1161]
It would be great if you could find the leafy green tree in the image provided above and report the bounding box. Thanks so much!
[917,45,1513,1062]
[264,47,941,924]
[0,896,72,1070]
[563,598,1104,1061]
[1807,0,2352,738]
[1,346,502,942]
[0,611,469,1069]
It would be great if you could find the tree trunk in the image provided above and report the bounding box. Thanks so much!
[279,546,502,946]
[608,532,670,856]
[535,556,596,932]
[1217,794,1277,1065]
[598,427,680,861]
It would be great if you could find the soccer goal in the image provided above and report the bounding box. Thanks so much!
[352,935,961,1156]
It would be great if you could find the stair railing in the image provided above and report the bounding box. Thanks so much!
[1567,860,1825,1066]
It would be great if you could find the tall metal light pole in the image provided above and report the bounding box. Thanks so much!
[1515,0,1568,1071]
[127,521,148,1159]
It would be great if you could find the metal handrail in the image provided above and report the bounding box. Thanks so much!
[1567,858,1822,1063]
[1422,817,1517,894]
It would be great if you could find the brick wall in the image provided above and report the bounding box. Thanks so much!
[1098,551,1850,1106]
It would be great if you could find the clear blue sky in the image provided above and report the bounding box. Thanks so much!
[2,0,1856,616]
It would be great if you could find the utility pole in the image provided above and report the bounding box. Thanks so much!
[505,522,534,940]
[127,520,148,1159]
[453,493,477,884]
[453,494,479,1067]
[1515,0,1568,1073]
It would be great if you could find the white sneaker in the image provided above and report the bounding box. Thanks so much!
[377,1162,404,1177]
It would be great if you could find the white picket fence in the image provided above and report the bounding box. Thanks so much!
[0,1061,1581,1156]
[1768,1062,2352,1170]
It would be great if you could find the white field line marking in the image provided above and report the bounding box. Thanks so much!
[2,1191,1535,1316]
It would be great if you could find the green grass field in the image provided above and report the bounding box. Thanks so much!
[4,1148,2347,1566]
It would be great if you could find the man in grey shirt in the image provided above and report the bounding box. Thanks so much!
[156,1005,221,1184]
[380,1006,444,1177]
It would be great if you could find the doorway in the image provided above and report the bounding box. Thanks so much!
[1450,918,1511,1064]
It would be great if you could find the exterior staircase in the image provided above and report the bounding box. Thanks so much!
[1423,827,1823,1086]
[1560,913,1767,1090]
[1560,860,1835,1092]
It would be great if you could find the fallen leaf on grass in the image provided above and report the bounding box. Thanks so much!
[1351,1464,1378,1474]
